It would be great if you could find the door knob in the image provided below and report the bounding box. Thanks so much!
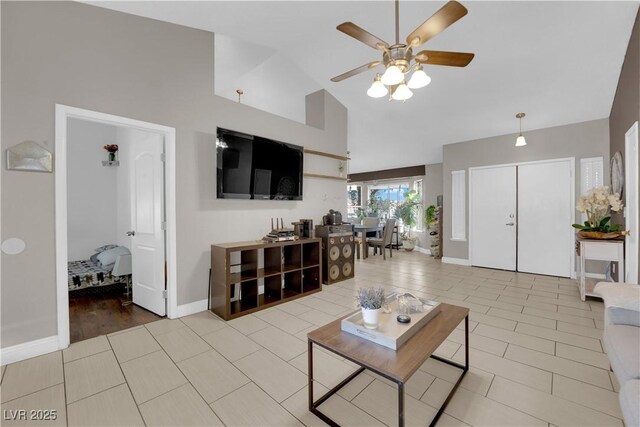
[505,222,515,226]
[126,231,136,236]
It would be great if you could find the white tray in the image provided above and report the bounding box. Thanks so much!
[341,293,441,350]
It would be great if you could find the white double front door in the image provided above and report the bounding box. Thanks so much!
[470,159,574,277]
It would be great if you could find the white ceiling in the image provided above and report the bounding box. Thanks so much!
[88,1,639,173]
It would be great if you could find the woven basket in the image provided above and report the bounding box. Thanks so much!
[578,231,624,240]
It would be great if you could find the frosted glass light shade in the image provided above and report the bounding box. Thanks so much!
[515,135,527,147]
[408,69,431,89]
[367,80,388,98]
[391,83,413,101]
[381,65,404,86]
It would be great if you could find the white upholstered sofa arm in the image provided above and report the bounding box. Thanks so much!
[594,282,640,327]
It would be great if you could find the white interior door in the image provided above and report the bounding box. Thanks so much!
[130,132,166,316]
[518,160,573,277]
[625,122,639,284]
[470,166,517,270]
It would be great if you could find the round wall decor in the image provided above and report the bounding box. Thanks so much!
[611,152,624,196]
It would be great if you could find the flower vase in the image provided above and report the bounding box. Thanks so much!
[361,307,381,329]
[108,152,116,162]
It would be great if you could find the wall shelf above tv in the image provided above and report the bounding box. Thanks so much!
[303,149,350,161]
[303,173,347,181]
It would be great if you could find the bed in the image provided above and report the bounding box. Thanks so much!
[68,245,132,291]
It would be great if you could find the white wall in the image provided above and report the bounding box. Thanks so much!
[67,119,119,261]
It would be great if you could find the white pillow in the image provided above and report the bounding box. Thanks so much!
[94,244,118,254]
[96,246,130,267]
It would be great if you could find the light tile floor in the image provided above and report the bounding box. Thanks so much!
[0,251,623,426]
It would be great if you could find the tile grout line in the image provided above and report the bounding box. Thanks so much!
[62,353,69,426]
[1,382,65,406]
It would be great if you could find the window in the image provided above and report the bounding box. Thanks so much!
[346,184,362,218]
[368,182,410,220]
[413,179,424,231]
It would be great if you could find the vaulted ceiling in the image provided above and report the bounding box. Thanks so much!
[89,1,639,172]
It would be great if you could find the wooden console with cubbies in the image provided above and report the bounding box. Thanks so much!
[210,238,322,320]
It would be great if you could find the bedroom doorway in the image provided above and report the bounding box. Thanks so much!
[55,105,177,347]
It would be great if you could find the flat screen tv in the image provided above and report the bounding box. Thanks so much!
[216,127,304,200]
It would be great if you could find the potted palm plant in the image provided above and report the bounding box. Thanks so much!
[356,287,385,329]
[394,190,421,251]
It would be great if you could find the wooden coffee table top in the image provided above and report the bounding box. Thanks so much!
[308,303,468,383]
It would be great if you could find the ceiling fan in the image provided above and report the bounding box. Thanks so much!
[331,0,475,101]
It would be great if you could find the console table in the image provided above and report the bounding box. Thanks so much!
[576,237,624,301]
[210,238,322,320]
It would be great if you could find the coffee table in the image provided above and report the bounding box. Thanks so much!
[307,303,469,427]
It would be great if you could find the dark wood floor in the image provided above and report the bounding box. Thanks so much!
[69,284,163,343]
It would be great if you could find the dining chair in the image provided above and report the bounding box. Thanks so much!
[366,219,396,260]
[363,217,380,238]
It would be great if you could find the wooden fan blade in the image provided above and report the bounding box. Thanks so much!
[331,61,381,82]
[415,50,474,67]
[337,22,389,51]
[406,1,468,48]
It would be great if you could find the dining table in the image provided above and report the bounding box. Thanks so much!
[353,224,383,259]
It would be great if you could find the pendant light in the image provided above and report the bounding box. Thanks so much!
[515,113,527,147]
[367,74,388,98]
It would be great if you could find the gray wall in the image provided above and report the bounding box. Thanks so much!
[609,9,639,267]
[1,2,347,348]
[442,119,610,260]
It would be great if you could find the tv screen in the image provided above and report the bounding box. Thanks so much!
[216,128,303,200]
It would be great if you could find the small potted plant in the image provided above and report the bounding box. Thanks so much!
[394,190,421,251]
[104,144,119,162]
[572,186,627,239]
[356,286,385,329]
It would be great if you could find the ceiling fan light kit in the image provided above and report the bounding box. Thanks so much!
[367,74,389,98]
[515,112,527,147]
[391,82,413,101]
[381,64,404,86]
[331,0,475,101]
[408,65,431,89]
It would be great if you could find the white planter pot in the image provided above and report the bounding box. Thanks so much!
[361,307,381,329]
[402,239,416,251]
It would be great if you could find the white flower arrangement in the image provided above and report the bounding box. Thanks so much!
[573,186,624,233]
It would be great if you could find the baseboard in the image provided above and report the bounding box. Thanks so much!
[0,335,60,365]
[585,273,607,280]
[442,257,471,266]
[414,246,431,255]
[174,299,208,318]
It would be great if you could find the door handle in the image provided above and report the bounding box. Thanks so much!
[126,231,136,236]
[505,222,515,226]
